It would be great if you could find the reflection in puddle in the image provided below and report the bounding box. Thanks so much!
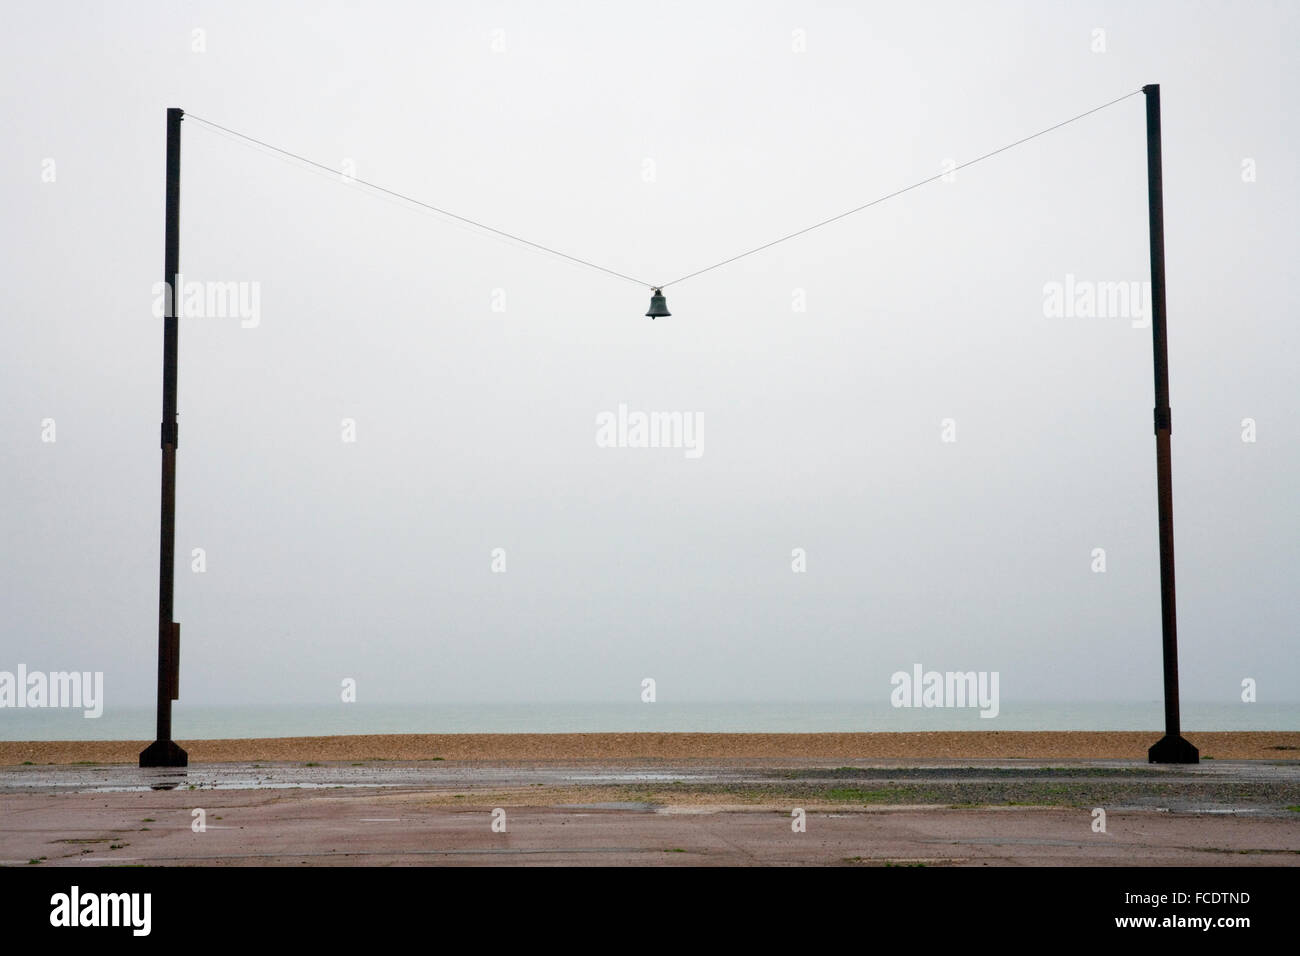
[147,769,187,791]
[92,781,405,792]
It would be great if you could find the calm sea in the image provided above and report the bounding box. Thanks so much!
[2,700,1297,741]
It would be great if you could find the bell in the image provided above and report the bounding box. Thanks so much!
[645,288,670,319]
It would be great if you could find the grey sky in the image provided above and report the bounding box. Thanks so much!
[2,1,1296,709]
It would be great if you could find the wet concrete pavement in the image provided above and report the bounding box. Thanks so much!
[3,759,1298,866]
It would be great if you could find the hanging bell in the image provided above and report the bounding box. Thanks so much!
[645,288,671,319]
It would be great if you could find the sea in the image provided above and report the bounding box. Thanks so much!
[2,700,1297,741]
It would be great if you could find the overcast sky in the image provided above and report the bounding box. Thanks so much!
[2,1,1296,710]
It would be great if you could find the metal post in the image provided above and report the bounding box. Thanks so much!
[140,108,188,768]
[1143,85,1198,764]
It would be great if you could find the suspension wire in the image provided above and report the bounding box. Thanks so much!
[189,90,1142,295]
[657,89,1144,289]
[184,113,657,289]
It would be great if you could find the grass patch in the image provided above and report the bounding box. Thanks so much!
[825,788,897,803]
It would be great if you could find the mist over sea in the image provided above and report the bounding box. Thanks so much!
[3,700,1297,742]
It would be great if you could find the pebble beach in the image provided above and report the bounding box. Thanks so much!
[3,730,1298,765]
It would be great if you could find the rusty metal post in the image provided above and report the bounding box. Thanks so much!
[140,107,188,768]
[1142,85,1198,764]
